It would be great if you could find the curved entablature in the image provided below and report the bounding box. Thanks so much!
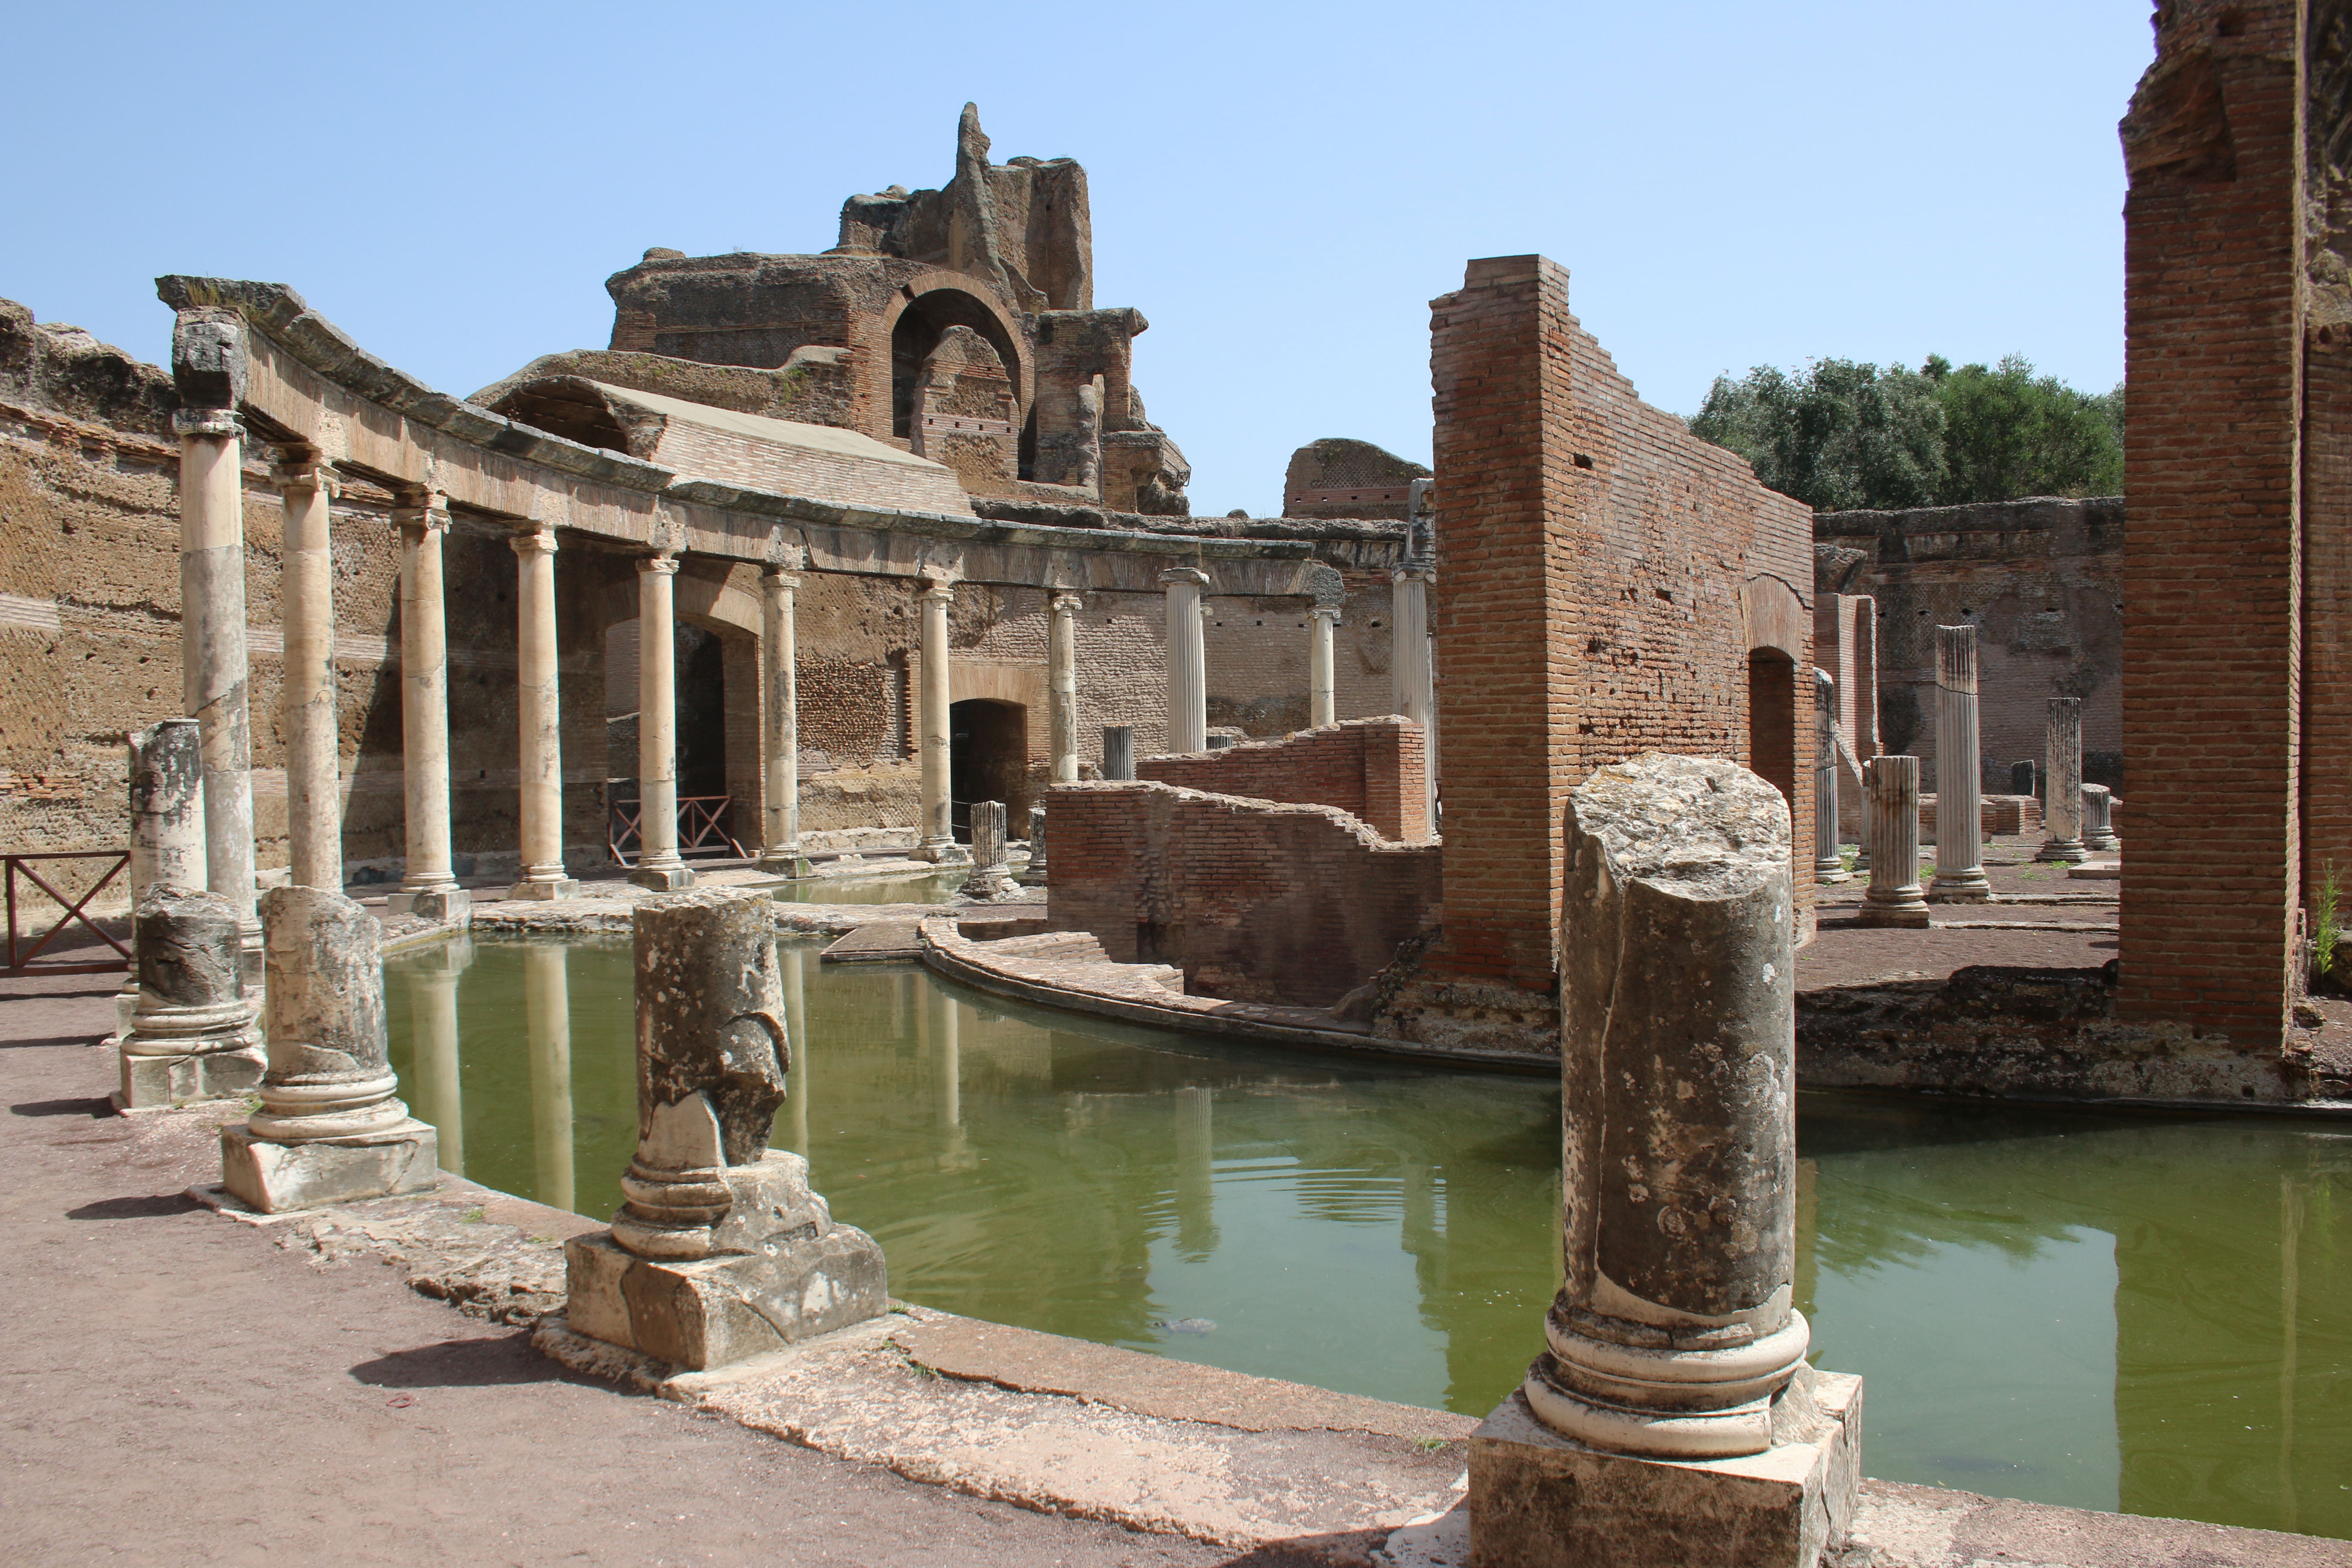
[154,275,1393,595]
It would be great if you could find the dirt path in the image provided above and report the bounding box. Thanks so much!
[0,969,1245,1568]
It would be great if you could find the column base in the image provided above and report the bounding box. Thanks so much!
[1017,863,1049,888]
[2085,833,2121,854]
[116,1044,266,1112]
[755,851,814,879]
[219,1118,438,1214]
[1811,862,1850,883]
[1924,872,1992,903]
[627,863,697,891]
[960,865,1021,900]
[506,876,581,901]
[2034,839,2090,864]
[1855,894,1931,929]
[916,837,971,866]
[388,885,472,922]
[1467,1371,1862,1568]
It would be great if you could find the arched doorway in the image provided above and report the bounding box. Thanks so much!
[949,698,1029,841]
[1746,649,1797,810]
[891,288,1024,440]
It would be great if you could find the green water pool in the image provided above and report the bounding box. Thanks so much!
[383,936,2352,1538]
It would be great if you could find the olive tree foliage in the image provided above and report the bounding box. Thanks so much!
[1688,354,2123,512]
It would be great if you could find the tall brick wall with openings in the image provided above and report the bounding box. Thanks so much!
[1044,779,1440,1006]
[1375,256,1816,1054]
[1138,717,1428,841]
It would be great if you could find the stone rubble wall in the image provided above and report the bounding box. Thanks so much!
[1044,779,1439,1007]
[1136,717,1427,842]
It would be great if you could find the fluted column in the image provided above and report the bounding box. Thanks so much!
[2036,696,2089,864]
[1858,754,1930,927]
[390,494,464,921]
[1392,562,1437,824]
[175,405,258,970]
[631,550,693,890]
[758,562,810,876]
[1049,591,1081,783]
[915,579,968,863]
[1813,668,1846,881]
[276,452,342,892]
[508,527,577,900]
[1308,606,1340,729]
[1928,625,1991,902]
[1161,567,1209,753]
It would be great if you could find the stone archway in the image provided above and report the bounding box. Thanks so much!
[949,698,1029,841]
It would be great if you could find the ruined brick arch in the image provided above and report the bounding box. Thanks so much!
[1740,574,1811,817]
[879,275,1031,439]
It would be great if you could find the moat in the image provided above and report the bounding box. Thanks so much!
[381,934,2352,1540]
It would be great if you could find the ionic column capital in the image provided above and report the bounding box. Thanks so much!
[1309,605,1342,625]
[1393,564,1436,585]
[392,493,452,535]
[638,548,680,576]
[762,562,802,590]
[272,451,340,499]
[919,579,956,604]
[1158,567,1211,590]
[1050,592,1084,615]
[512,526,560,559]
[172,408,242,439]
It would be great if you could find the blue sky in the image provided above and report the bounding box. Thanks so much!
[0,1,2150,516]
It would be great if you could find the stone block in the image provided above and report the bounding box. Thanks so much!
[117,1045,264,1112]
[219,1119,438,1214]
[628,865,696,891]
[388,887,472,922]
[564,1219,889,1371]
[508,876,583,900]
[1468,1373,1862,1568]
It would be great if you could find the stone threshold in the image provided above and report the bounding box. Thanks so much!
[919,916,1556,1074]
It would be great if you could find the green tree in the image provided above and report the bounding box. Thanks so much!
[1928,354,2123,503]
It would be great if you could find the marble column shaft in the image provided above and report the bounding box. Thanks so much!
[1049,592,1081,784]
[960,800,1017,898]
[1102,726,1135,781]
[129,719,206,899]
[758,564,806,874]
[915,581,966,863]
[1929,625,1990,901]
[2082,783,2121,853]
[391,496,462,917]
[630,550,692,890]
[1161,568,1210,753]
[1858,755,1931,928]
[175,410,257,948]
[1812,668,1846,880]
[2037,697,2089,864]
[1308,606,1340,729]
[510,529,576,900]
[276,454,342,892]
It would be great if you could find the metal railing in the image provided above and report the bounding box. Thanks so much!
[4,849,132,975]
[607,796,747,867]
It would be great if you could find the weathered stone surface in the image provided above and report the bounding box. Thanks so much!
[961,800,1018,899]
[220,1120,438,1213]
[127,720,205,898]
[117,885,262,1110]
[1858,756,1930,929]
[631,887,788,1170]
[1928,626,1991,902]
[1019,804,1048,886]
[2082,782,2121,853]
[2037,697,2089,864]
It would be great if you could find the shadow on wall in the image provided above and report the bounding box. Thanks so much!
[951,698,1028,840]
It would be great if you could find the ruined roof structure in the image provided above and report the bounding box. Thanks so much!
[1281,438,1430,521]
[481,104,1192,519]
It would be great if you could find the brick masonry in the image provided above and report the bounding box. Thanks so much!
[1138,717,1429,842]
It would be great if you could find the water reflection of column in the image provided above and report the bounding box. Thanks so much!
[927,984,961,1128]
[1173,1085,1216,1259]
[524,942,573,1213]
[782,943,809,1156]
[404,937,472,1175]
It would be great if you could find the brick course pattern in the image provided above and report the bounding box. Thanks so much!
[1137,717,1429,842]
[1377,257,1816,1053]
[1043,779,1439,1007]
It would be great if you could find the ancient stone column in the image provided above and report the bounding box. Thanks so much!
[117,719,208,1043]
[1392,562,1437,826]
[757,560,810,877]
[116,886,265,1110]
[1309,606,1340,729]
[1049,591,1081,784]
[510,528,579,900]
[2083,783,2121,853]
[403,936,469,1176]
[631,549,693,890]
[915,579,968,864]
[1858,754,1931,928]
[276,452,342,893]
[564,887,888,1370]
[526,941,575,1215]
[1019,803,1048,886]
[2037,697,2089,864]
[1812,668,1846,882]
[961,799,1018,899]
[1161,567,1210,753]
[1927,625,1991,902]
[1102,726,1135,781]
[220,886,438,1212]
[1472,753,1859,1568]
[175,397,258,973]
[389,494,466,922]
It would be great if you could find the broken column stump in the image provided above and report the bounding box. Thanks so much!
[220,886,438,1211]
[566,886,887,1371]
[1469,752,1862,1568]
[1856,755,1931,930]
[960,799,1019,899]
[116,885,264,1109]
[1019,804,1049,886]
[2083,783,2121,854]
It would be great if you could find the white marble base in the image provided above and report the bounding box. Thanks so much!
[219,1118,438,1214]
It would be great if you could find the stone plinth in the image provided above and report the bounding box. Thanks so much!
[2036,697,2089,864]
[565,886,887,1370]
[961,800,1019,899]
[1858,756,1930,929]
[2083,783,2121,853]
[1470,1375,1862,1568]
[220,886,436,1213]
[117,885,263,1110]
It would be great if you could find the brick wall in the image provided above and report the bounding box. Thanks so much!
[1044,779,1440,1006]
[1137,717,1428,841]
[1380,256,1816,1051]
[2118,0,2304,1046]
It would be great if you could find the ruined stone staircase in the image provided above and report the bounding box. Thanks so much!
[965,929,1185,997]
